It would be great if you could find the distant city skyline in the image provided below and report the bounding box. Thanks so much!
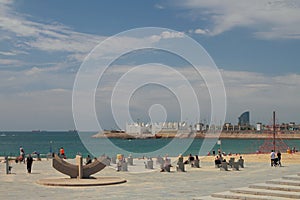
[1,0,300,130]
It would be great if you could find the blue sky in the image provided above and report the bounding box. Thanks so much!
[1,0,300,130]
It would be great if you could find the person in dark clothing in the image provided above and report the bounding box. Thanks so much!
[188,154,195,166]
[86,155,92,165]
[277,151,282,166]
[26,154,33,173]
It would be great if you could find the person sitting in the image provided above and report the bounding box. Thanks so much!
[86,155,92,165]
[160,154,171,172]
[214,155,222,167]
[32,151,41,161]
[59,147,66,159]
[188,154,195,167]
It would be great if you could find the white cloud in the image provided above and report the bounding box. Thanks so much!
[160,31,185,39]
[194,28,209,35]
[154,4,165,10]
[0,50,27,56]
[0,58,22,66]
[95,64,300,126]
[25,67,43,76]
[177,0,300,39]
[0,0,104,62]
[0,60,300,129]
[221,70,300,123]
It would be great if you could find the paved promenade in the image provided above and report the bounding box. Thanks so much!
[0,158,299,199]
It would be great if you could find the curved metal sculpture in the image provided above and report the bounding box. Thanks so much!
[52,154,109,178]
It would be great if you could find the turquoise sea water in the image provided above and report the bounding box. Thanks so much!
[1,131,300,158]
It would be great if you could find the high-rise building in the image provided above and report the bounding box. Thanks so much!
[238,111,250,126]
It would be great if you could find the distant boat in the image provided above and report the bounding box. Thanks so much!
[32,130,41,133]
[0,133,6,137]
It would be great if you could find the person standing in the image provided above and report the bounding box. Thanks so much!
[277,151,282,167]
[270,150,276,167]
[19,146,25,163]
[26,154,33,173]
[59,147,66,159]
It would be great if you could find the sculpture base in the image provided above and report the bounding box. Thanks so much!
[37,177,126,187]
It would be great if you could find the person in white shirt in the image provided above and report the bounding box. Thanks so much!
[270,150,276,167]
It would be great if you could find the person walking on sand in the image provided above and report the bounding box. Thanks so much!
[270,150,276,167]
[26,154,33,173]
[277,151,282,167]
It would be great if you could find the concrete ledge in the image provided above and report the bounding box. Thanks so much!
[249,183,300,192]
[37,177,127,187]
[212,191,293,200]
[283,175,300,181]
[267,179,300,186]
[231,187,300,199]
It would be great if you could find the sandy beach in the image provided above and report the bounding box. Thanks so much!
[1,153,299,199]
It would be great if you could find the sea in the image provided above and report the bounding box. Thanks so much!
[1,131,300,159]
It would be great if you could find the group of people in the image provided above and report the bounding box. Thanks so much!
[287,147,297,154]
[270,150,282,167]
[214,155,228,166]
[14,145,98,174]
[16,146,34,173]
[183,154,200,168]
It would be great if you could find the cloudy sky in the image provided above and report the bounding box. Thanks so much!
[1,0,300,130]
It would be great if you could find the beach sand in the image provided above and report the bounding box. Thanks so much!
[0,153,299,199]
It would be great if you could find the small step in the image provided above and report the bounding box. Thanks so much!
[250,183,300,192]
[211,191,293,200]
[283,175,300,181]
[231,187,300,199]
[194,195,226,200]
[267,179,300,186]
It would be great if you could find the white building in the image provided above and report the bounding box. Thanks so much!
[126,121,189,135]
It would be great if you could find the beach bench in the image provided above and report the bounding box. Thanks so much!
[46,153,53,160]
[111,156,116,164]
[127,155,133,166]
[145,158,154,169]
[117,160,128,171]
[193,159,200,168]
[232,162,240,170]
[228,157,235,168]
[215,160,222,168]
[5,156,12,174]
[238,158,244,168]
[156,156,164,166]
[220,162,228,171]
[176,157,185,172]
[161,158,171,172]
